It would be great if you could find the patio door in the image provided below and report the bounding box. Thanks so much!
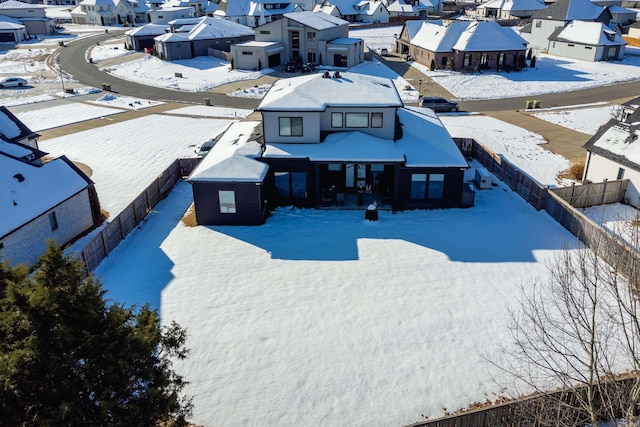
[345,163,366,189]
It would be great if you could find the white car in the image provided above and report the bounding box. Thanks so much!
[0,77,28,88]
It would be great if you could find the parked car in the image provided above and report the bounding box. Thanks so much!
[419,96,459,112]
[380,48,389,56]
[284,61,298,72]
[0,77,27,88]
[301,62,314,73]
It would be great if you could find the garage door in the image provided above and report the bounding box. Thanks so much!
[0,33,16,42]
[268,54,280,68]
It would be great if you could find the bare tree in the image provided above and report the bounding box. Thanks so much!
[493,218,640,426]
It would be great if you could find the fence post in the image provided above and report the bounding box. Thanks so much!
[118,215,125,240]
[600,178,607,205]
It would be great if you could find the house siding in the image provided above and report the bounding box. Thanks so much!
[0,189,94,268]
[262,110,321,143]
[192,181,266,225]
[584,152,640,206]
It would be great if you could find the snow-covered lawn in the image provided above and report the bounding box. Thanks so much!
[89,93,164,110]
[164,105,253,119]
[103,54,271,92]
[0,47,51,74]
[413,52,640,100]
[89,42,134,62]
[532,105,617,135]
[15,103,124,131]
[96,179,578,426]
[582,202,640,248]
[441,115,570,186]
[39,114,235,217]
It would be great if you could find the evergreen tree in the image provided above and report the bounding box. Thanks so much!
[0,242,191,426]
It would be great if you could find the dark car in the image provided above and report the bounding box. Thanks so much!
[419,96,459,112]
[301,62,313,73]
[284,61,298,72]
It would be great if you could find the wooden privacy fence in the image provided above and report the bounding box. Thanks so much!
[80,158,200,272]
[551,179,627,208]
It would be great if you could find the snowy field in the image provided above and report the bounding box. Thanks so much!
[89,41,133,62]
[164,105,253,119]
[39,114,235,217]
[582,202,640,248]
[15,103,124,131]
[96,179,578,426]
[532,105,616,135]
[89,93,164,110]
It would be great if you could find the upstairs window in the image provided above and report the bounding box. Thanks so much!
[279,117,303,136]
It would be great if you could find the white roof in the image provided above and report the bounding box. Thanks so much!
[189,121,267,182]
[396,108,467,167]
[125,23,168,36]
[480,0,545,11]
[556,20,625,45]
[154,32,189,42]
[591,124,640,168]
[283,11,348,29]
[0,0,44,9]
[264,131,406,162]
[259,72,403,111]
[79,0,114,6]
[187,17,253,40]
[0,110,22,140]
[0,139,31,159]
[566,0,604,20]
[410,20,467,52]
[235,40,280,47]
[608,5,636,14]
[1,154,89,238]
[0,15,25,30]
[452,21,528,52]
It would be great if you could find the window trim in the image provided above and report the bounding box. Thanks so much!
[278,116,303,137]
[345,112,368,128]
[218,190,237,214]
[371,112,383,128]
[331,112,343,128]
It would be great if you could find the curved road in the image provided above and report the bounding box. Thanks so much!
[60,30,640,112]
[58,31,261,109]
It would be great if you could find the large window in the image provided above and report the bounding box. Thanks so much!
[371,112,383,128]
[307,31,316,41]
[218,190,236,213]
[345,112,368,128]
[410,174,426,199]
[275,171,307,198]
[331,112,343,128]
[279,117,303,136]
[427,174,445,200]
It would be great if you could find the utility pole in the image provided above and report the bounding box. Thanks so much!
[56,56,66,93]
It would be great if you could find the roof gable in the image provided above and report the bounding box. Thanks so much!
[0,0,44,9]
[532,0,606,21]
[282,11,347,29]
[0,106,38,145]
[553,20,625,45]
[187,16,253,39]
[453,21,527,51]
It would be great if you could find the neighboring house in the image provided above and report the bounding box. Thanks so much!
[547,20,625,61]
[113,0,136,24]
[154,16,254,59]
[0,0,56,35]
[231,11,363,69]
[519,0,612,50]
[188,72,470,226]
[0,15,28,42]
[583,98,640,207]
[73,0,118,25]
[125,23,168,50]
[164,0,208,17]
[472,0,545,19]
[0,107,100,268]
[128,0,149,23]
[148,6,194,24]
[214,0,301,28]
[387,0,443,18]
[627,21,640,39]
[396,19,528,71]
[607,5,637,25]
[313,0,390,24]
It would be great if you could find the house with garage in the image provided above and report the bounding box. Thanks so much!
[154,16,254,59]
[547,20,625,61]
[231,11,362,70]
[472,0,545,20]
[518,0,612,51]
[188,72,470,225]
[582,98,640,207]
[214,0,301,28]
[0,0,56,35]
[396,19,528,71]
[0,16,28,43]
[0,107,100,268]
[387,0,442,19]
[313,0,389,24]
[125,23,168,50]
[148,5,194,24]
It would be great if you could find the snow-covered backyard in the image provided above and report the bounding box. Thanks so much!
[96,178,578,426]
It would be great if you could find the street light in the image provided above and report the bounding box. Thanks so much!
[56,56,66,93]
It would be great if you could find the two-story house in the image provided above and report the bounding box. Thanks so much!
[214,0,301,28]
[0,107,100,268]
[471,0,545,20]
[313,0,389,24]
[231,11,363,70]
[188,72,470,225]
[0,0,56,35]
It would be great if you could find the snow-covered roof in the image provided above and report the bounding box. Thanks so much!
[235,40,280,47]
[607,5,636,14]
[187,16,253,40]
[1,154,90,238]
[586,122,640,171]
[125,23,168,36]
[0,15,25,29]
[188,121,267,182]
[78,0,114,6]
[532,0,605,21]
[323,0,381,16]
[328,37,360,45]
[553,20,625,45]
[410,20,468,52]
[154,31,189,41]
[388,2,423,12]
[0,0,44,9]
[283,11,347,30]
[0,139,31,159]
[479,0,545,12]
[397,108,467,167]
[247,1,299,16]
[259,72,403,111]
[0,106,36,144]
[452,21,528,52]
[264,131,406,162]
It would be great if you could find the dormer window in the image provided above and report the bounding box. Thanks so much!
[605,32,615,42]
